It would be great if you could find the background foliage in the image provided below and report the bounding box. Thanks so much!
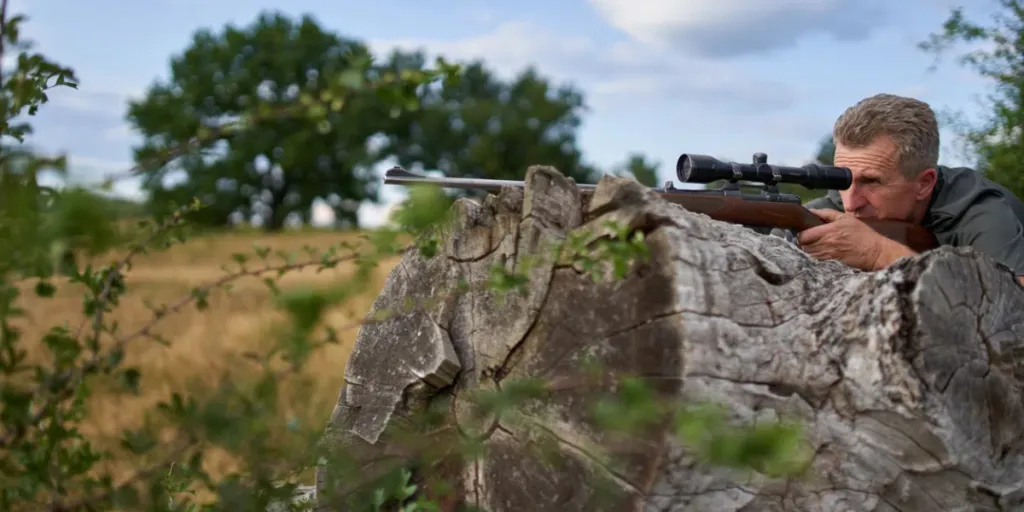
[919,0,1024,199]
[0,1,1017,510]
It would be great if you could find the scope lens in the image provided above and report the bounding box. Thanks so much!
[676,154,736,183]
[676,153,853,190]
[677,155,693,182]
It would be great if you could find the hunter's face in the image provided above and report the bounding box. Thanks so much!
[833,135,935,223]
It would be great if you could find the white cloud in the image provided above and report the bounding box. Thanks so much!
[65,155,135,182]
[371,21,797,112]
[586,0,890,58]
[373,22,593,80]
[48,85,142,117]
[466,6,498,24]
[102,124,139,143]
[31,154,144,200]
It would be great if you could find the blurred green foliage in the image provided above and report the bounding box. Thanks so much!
[126,11,619,232]
[920,0,1024,196]
[0,7,837,512]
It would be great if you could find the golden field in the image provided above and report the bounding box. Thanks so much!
[12,228,401,483]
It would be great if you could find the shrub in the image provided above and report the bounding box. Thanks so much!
[0,9,807,511]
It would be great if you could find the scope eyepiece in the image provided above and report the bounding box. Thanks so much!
[798,163,853,191]
[676,153,852,191]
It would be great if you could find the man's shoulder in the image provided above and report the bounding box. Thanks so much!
[926,166,1024,258]
[929,166,1024,223]
[929,166,1024,276]
[936,165,996,192]
[935,165,1017,199]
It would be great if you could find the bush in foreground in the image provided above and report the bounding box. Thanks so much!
[0,9,805,511]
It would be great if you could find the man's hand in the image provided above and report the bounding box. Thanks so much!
[797,209,915,271]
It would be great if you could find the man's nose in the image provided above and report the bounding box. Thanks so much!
[843,185,867,211]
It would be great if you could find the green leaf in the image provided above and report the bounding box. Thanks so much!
[34,280,56,297]
[191,286,210,310]
[118,367,142,394]
[112,484,141,509]
[120,427,158,454]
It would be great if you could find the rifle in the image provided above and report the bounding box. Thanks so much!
[382,152,938,253]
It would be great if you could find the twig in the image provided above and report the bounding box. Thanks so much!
[48,435,198,512]
[0,0,9,84]
[0,0,9,131]
[0,250,362,449]
[71,217,177,342]
[115,255,360,345]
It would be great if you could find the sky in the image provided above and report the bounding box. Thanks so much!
[13,0,1001,227]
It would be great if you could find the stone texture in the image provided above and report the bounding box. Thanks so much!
[314,166,1024,512]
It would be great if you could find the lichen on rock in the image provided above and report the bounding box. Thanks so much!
[315,166,1024,512]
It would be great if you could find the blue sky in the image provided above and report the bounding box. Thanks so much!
[13,0,1001,227]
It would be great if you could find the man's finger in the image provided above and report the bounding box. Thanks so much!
[797,223,830,245]
[808,208,842,222]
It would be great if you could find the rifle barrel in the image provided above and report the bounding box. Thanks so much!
[383,167,598,192]
[381,166,938,253]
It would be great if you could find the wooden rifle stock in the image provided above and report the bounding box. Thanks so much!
[655,193,938,254]
[382,167,939,254]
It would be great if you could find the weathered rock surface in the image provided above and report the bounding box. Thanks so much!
[314,166,1024,511]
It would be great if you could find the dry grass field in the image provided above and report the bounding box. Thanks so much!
[13,228,402,484]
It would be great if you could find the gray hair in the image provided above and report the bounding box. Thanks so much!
[832,93,940,178]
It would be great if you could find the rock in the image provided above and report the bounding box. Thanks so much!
[314,166,1024,511]
[266,485,316,512]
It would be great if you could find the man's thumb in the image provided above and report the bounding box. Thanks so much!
[808,208,842,222]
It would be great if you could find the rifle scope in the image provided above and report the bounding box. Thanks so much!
[676,153,852,190]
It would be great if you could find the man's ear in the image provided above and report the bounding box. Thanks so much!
[914,168,938,200]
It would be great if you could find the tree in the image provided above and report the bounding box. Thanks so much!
[615,152,660,186]
[0,8,812,508]
[1,7,470,508]
[377,54,599,186]
[813,134,835,165]
[127,11,389,230]
[919,1,1024,197]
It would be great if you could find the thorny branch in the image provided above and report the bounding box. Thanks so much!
[48,435,198,512]
[0,214,385,451]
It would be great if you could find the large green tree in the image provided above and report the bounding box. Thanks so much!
[376,53,599,185]
[128,12,389,230]
[920,1,1024,198]
[614,153,660,187]
[813,134,835,166]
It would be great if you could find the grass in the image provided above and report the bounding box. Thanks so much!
[13,228,401,485]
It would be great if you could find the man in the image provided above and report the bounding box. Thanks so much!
[776,93,1024,286]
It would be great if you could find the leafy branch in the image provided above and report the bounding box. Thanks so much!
[0,6,810,512]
